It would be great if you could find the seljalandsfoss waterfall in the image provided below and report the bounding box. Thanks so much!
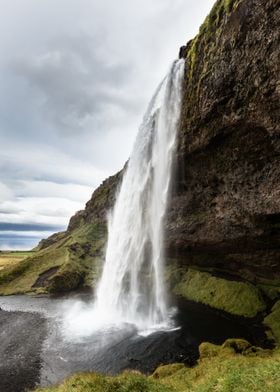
[2,2,278,390]
[64,59,185,337]
[94,59,185,330]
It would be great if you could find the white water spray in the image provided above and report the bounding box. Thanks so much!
[93,59,185,330]
[63,60,185,338]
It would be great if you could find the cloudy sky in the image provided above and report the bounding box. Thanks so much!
[0,0,215,250]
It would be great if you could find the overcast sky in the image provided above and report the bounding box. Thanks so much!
[0,0,215,250]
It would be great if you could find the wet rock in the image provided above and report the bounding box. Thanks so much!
[0,310,46,392]
[166,0,280,287]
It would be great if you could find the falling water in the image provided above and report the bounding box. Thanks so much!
[93,59,185,331]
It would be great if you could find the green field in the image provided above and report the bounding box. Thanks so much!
[0,251,34,271]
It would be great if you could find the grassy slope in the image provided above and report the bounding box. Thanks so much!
[0,163,120,296]
[0,221,106,295]
[34,341,280,392]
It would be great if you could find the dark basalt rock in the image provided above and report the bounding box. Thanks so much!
[166,0,280,285]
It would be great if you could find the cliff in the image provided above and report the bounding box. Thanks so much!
[166,0,279,342]
[0,0,279,342]
[167,0,280,286]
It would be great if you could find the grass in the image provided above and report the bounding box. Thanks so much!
[0,251,34,271]
[34,341,280,392]
[173,268,266,318]
[34,371,171,392]
[156,348,280,392]
[0,221,106,295]
[0,247,68,295]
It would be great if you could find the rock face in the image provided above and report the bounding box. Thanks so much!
[166,0,280,287]
[67,170,123,232]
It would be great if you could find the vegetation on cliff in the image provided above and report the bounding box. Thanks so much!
[173,268,266,318]
[264,301,280,346]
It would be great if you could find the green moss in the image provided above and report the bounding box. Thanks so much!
[223,339,271,358]
[199,339,269,360]
[153,345,280,392]
[258,284,280,301]
[264,301,280,346]
[222,339,251,353]
[173,269,266,317]
[199,342,224,359]
[33,341,280,392]
[34,370,172,392]
[186,0,236,79]
[152,364,185,379]
[164,263,185,289]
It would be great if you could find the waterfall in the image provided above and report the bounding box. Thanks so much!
[92,59,185,331]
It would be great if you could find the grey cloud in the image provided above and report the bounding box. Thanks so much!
[0,206,23,215]
[11,33,133,131]
[0,0,215,249]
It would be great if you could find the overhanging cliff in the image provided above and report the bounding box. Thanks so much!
[165,0,279,287]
